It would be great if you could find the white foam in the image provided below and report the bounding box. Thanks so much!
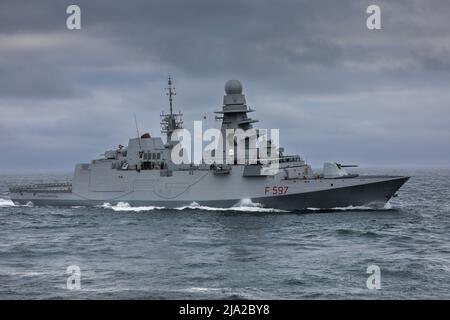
[384,202,393,209]
[182,287,221,293]
[0,198,16,207]
[306,204,386,211]
[0,199,34,208]
[101,202,165,212]
[175,199,288,213]
[331,205,373,210]
[100,198,287,213]
[178,286,261,299]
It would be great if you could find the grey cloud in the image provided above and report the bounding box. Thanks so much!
[1,0,450,172]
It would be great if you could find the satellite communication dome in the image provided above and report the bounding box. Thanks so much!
[225,80,243,95]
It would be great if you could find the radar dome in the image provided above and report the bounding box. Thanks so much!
[225,80,243,95]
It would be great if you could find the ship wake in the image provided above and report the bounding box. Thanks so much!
[0,198,33,208]
[100,199,288,213]
[0,198,15,207]
[0,198,395,213]
[100,202,165,212]
[306,202,394,212]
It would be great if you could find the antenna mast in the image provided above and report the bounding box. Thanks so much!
[167,76,175,116]
[134,114,142,150]
[160,76,183,142]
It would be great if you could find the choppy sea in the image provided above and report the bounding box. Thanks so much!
[0,168,449,299]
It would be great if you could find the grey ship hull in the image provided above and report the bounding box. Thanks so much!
[10,175,408,211]
[254,176,408,210]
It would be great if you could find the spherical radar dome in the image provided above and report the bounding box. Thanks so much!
[225,80,243,95]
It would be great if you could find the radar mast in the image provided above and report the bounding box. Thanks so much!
[160,76,183,143]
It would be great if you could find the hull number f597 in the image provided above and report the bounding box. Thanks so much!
[264,186,288,195]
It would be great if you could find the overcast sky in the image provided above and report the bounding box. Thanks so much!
[1,0,450,173]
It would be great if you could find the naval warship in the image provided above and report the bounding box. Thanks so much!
[9,78,408,210]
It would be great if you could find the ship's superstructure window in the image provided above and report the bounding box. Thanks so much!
[141,152,163,170]
[143,152,163,161]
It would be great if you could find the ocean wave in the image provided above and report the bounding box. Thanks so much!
[175,199,288,213]
[100,202,165,212]
[306,202,393,211]
[384,202,393,209]
[306,205,373,211]
[0,198,15,207]
[177,287,262,299]
[100,198,287,213]
[0,198,33,208]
